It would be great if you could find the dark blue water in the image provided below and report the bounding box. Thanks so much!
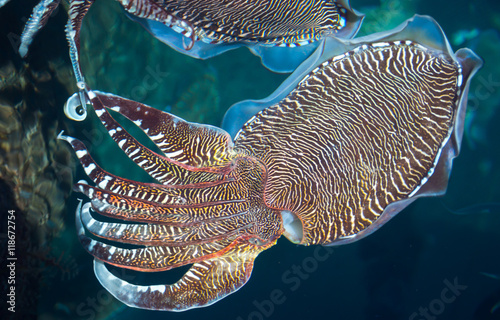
[1,0,499,319]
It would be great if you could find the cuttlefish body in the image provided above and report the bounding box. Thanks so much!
[60,16,481,311]
[17,0,363,86]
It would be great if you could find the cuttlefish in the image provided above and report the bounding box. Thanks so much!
[60,16,481,311]
[15,0,363,89]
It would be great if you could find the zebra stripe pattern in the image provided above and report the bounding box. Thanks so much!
[235,41,461,245]
[120,0,351,45]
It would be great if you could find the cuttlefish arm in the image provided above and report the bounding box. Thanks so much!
[61,90,283,311]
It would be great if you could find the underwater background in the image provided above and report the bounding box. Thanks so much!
[0,0,499,319]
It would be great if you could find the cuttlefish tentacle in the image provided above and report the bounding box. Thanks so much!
[18,0,61,57]
[94,92,235,168]
[65,0,95,86]
[86,91,231,185]
[61,117,273,245]
[60,112,262,228]
[74,202,279,310]
[21,0,195,82]
[75,181,249,213]
[75,188,258,271]
[92,236,273,311]
[58,135,248,220]
[19,0,196,116]
[79,204,253,245]
[75,183,252,225]
[76,203,244,271]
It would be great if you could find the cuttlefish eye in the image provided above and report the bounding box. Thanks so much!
[64,92,87,121]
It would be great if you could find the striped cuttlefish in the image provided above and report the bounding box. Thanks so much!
[58,15,481,311]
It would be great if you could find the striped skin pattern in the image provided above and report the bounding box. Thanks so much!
[235,41,461,245]
[61,40,474,310]
[122,0,349,45]
[17,0,61,57]
[18,0,361,98]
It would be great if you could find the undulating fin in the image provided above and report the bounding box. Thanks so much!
[93,237,275,311]
[126,0,364,72]
[19,0,61,57]
[223,15,469,136]
[411,47,482,202]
